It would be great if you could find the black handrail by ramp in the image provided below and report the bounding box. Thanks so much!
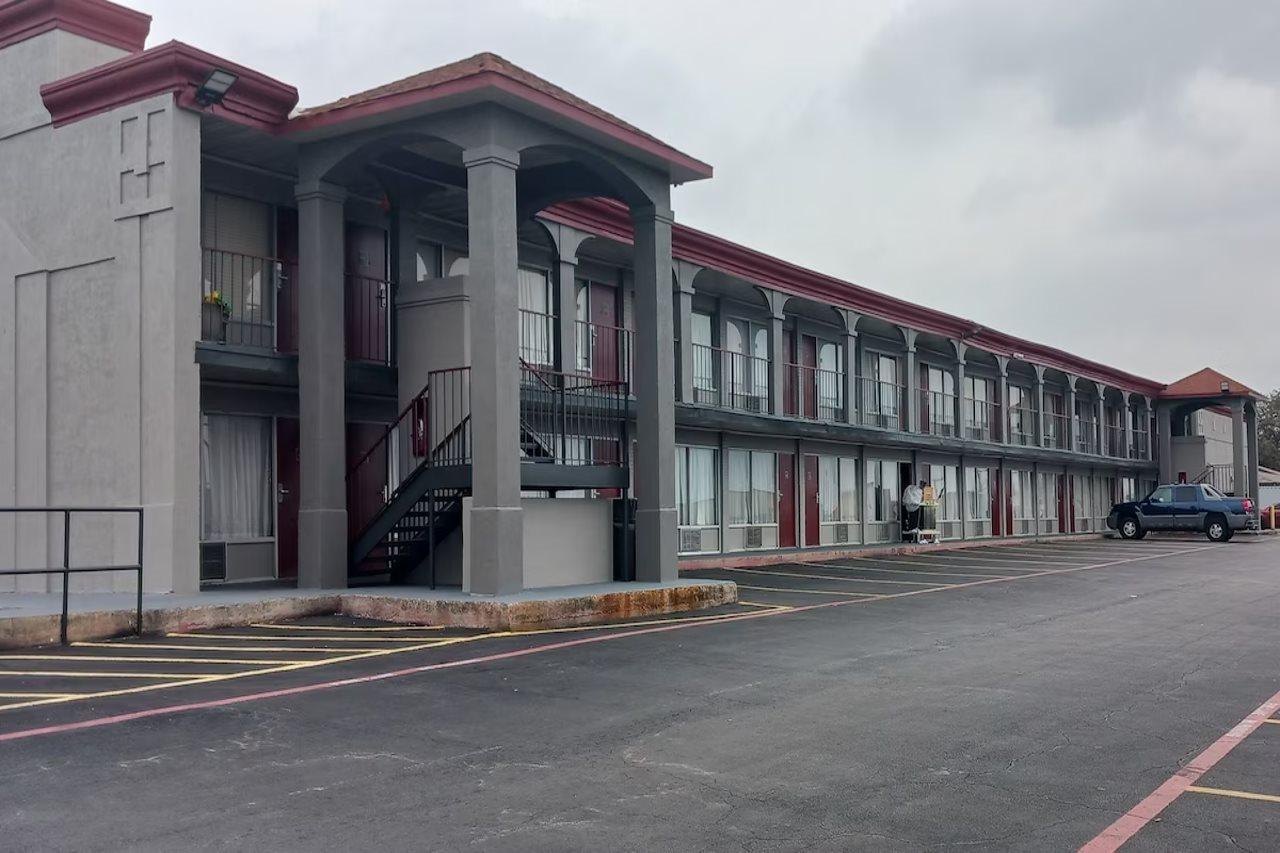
[0,507,144,644]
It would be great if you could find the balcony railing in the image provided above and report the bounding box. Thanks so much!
[1042,413,1069,450]
[519,363,628,466]
[786,364,844,421]
[963,398,999,442]
[858,377,906,430]
[1104,425,1126,458]
[689,343,770,414]
[1131,430,1150,459]
[1076,420,1099,455]
[919,390,958,436]
[576,319,633,384]
[519,309,556,368]
[201,248,283,350]
[345,273,393,364]
[1006,407,1035,446]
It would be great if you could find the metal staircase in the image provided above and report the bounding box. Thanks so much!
[1193,463,1234,495]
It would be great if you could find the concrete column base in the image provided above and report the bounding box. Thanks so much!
[636,506,678,582]
[298,508,347,588]
[467,506,524,595]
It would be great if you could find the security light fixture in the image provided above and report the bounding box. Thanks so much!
[1220,380,1230,393]
[195,69,238,106]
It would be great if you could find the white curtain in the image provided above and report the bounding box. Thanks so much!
[688,448,717,527]
[751,451,776,524]
[201,414,273,540]
[727,450,750,524]
[819,456,840,522]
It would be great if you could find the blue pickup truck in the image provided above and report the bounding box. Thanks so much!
[1107,483,1256,542]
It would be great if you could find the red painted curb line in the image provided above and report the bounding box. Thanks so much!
[1079,687,1280,852]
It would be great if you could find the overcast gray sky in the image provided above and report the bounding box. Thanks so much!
[146,0,1279,392]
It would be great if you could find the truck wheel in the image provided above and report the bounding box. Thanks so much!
[1205,515,1229,542]
[1118,515,1141,540]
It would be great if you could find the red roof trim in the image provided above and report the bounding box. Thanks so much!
[1158,367,1261,400]
[39,39,298,130]
[544,198,1166,395]
[0,0,149,52]
[284,68,713,180]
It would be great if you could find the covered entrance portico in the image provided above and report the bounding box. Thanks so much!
[280,55,713,593]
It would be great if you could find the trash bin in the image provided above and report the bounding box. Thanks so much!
[612,497,637,582]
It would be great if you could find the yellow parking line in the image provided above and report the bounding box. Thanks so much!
[73,642,381,653]
[1186,785,1280,804]
[0,655,313,665]
[736,601,790,610]
[717,566,949,587]
[805,561,1009,579]
[737,585,883,597]
[1262,719,1280,726]
[249,623,446,632]
[165,632,441,643]
[0,670,228,680]
[849,556,1033,572]
[0,635,477,713]
[0,692,81,699]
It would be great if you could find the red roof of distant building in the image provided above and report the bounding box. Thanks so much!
[1161,368,1260,400]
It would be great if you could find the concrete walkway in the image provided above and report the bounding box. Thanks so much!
[0,580,737,648]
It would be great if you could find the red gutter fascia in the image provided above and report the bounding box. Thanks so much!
[544,198,1164,395]
[0,0,150,52]
[283,70,713,180]
[39,39,298,130]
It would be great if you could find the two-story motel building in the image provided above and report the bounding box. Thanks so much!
[0,0,1265,596]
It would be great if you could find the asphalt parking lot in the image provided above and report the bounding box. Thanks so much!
[1,535,1278,851]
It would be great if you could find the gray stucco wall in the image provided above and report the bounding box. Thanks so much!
[0,30,202,593]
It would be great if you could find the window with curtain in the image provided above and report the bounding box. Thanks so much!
[518,267,553,365]
[872,353,899,415]
[727,450,776,525]
[200,414,273,541]
[201,191,274,345]
[1039,472,1059,519]
[930,464,960,521]
[691,311,715,392]
[817,341,843,415]
[1010,469,1035,520]
[819,456,859,523]
[865,459,900,523]
[676,446,718,527]
[965,466,992,520]
[726,319,769,399]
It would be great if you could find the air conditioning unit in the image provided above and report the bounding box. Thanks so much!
[679,528,704,553]
[744,526,764,549]
[832,523,850,544]
[200,542,227,582]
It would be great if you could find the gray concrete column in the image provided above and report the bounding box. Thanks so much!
[995,355,1010,444]
[1230,397,1246,497]
[632,204,678,582]
[763,290,787,416]
[1120,391,1132,460]
[463,145,523,595]
[1144,398,1154,461]
[295,179,348,589]
[1095,385,1106,456]
[902,327,919,433]
[555,256,578,372]
[1065,374,1078,454]
[673,261,700,402]
[954,341,968,438]
[1032,366,1046,447]
[1157,405,1173,483]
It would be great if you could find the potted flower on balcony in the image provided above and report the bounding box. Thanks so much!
[202,290,230,343]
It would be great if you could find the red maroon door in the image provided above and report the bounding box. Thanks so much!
[344,225,388,362]
[346,422,388,544]
[275,417,300,580]
[800,335,818,419]
[589,282,620,381]
[990,467,1003,537]
[777,452,796,548]
[275,208,299,354]
[803,455,820,546]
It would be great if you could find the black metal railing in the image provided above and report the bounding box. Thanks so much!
[1042,412,1069,449]
[345,273,393,364]
[786,363,844,421]
[858,377,906,430]
[1006,407,1035,446]
[520,362,628,466]
[201,248,282,350]
[347,366,472,536]
[1076,420,1099,455]
[690,342,720,404]
[519,308,556,368]
[962,398,999,442]
[576,319,633,384]
[0,507,143,644]
[1131,430,1150,459]
[919,389,958,436]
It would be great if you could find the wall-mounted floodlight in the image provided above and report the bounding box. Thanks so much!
[195,69,238,106]
[1220,381,1230,393]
